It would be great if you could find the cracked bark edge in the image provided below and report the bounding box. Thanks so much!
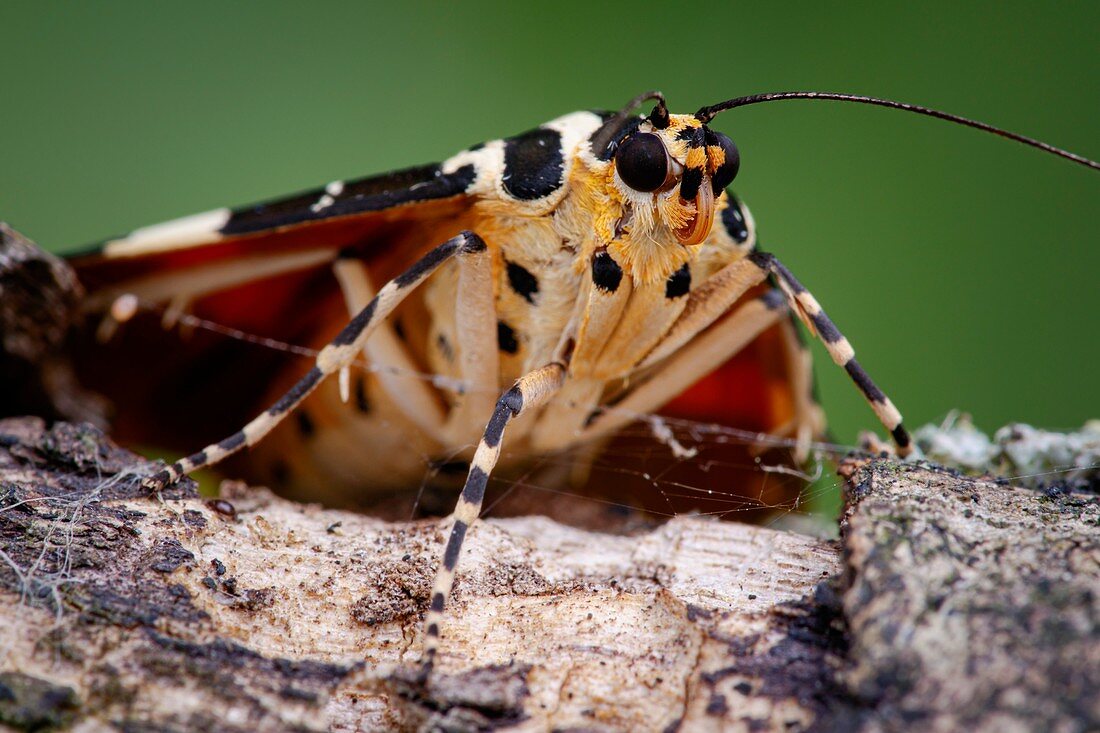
[0,224,107,426]
[835,457,1100,733]
[0,417,846,732]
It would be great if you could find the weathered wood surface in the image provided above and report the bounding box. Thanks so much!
[0,418,845,732]
[0,417,1096,732]
[837,459,1099,733]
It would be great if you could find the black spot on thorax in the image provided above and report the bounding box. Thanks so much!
[665,263,691,299]
[502,128,564,200]
[506,260,540,303]
[497,321,519,354]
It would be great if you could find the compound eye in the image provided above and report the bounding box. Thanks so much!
[614,132,671,192]
[708,131,741,192]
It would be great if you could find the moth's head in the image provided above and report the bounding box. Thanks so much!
[590,94,740,247]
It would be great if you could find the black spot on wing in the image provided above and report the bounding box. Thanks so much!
[436,333,455,362]
[721,195,750,243]
[221,163,476,235]
[665,263,691,299]
[592,251,623,293]
[497,321,519,354]
[502,128,564,201]
[506,260,539,303]
[354,376,370,413]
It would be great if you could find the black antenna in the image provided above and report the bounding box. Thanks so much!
[695,92,1098,171]
[589,91,668,159]
[615,90,668,128]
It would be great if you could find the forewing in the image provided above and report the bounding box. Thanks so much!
[68,162,478,451]
[72,162,476,293]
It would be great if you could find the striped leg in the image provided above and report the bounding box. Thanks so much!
[749,251,912,456]
[332,257,450,444]
[420,362,566,675]
[142,231,487,488]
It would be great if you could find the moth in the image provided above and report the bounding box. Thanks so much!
[67,91,1096,673]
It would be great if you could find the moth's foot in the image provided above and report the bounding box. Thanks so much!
[857,430,922,461]
[141,465,181,493]
[414,659,433,688]
[858,430,896,457]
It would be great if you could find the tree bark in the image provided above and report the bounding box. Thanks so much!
[836,458,1099,732]
[0,420,1095,732]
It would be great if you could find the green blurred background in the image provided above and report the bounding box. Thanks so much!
[2,2,1097,450]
